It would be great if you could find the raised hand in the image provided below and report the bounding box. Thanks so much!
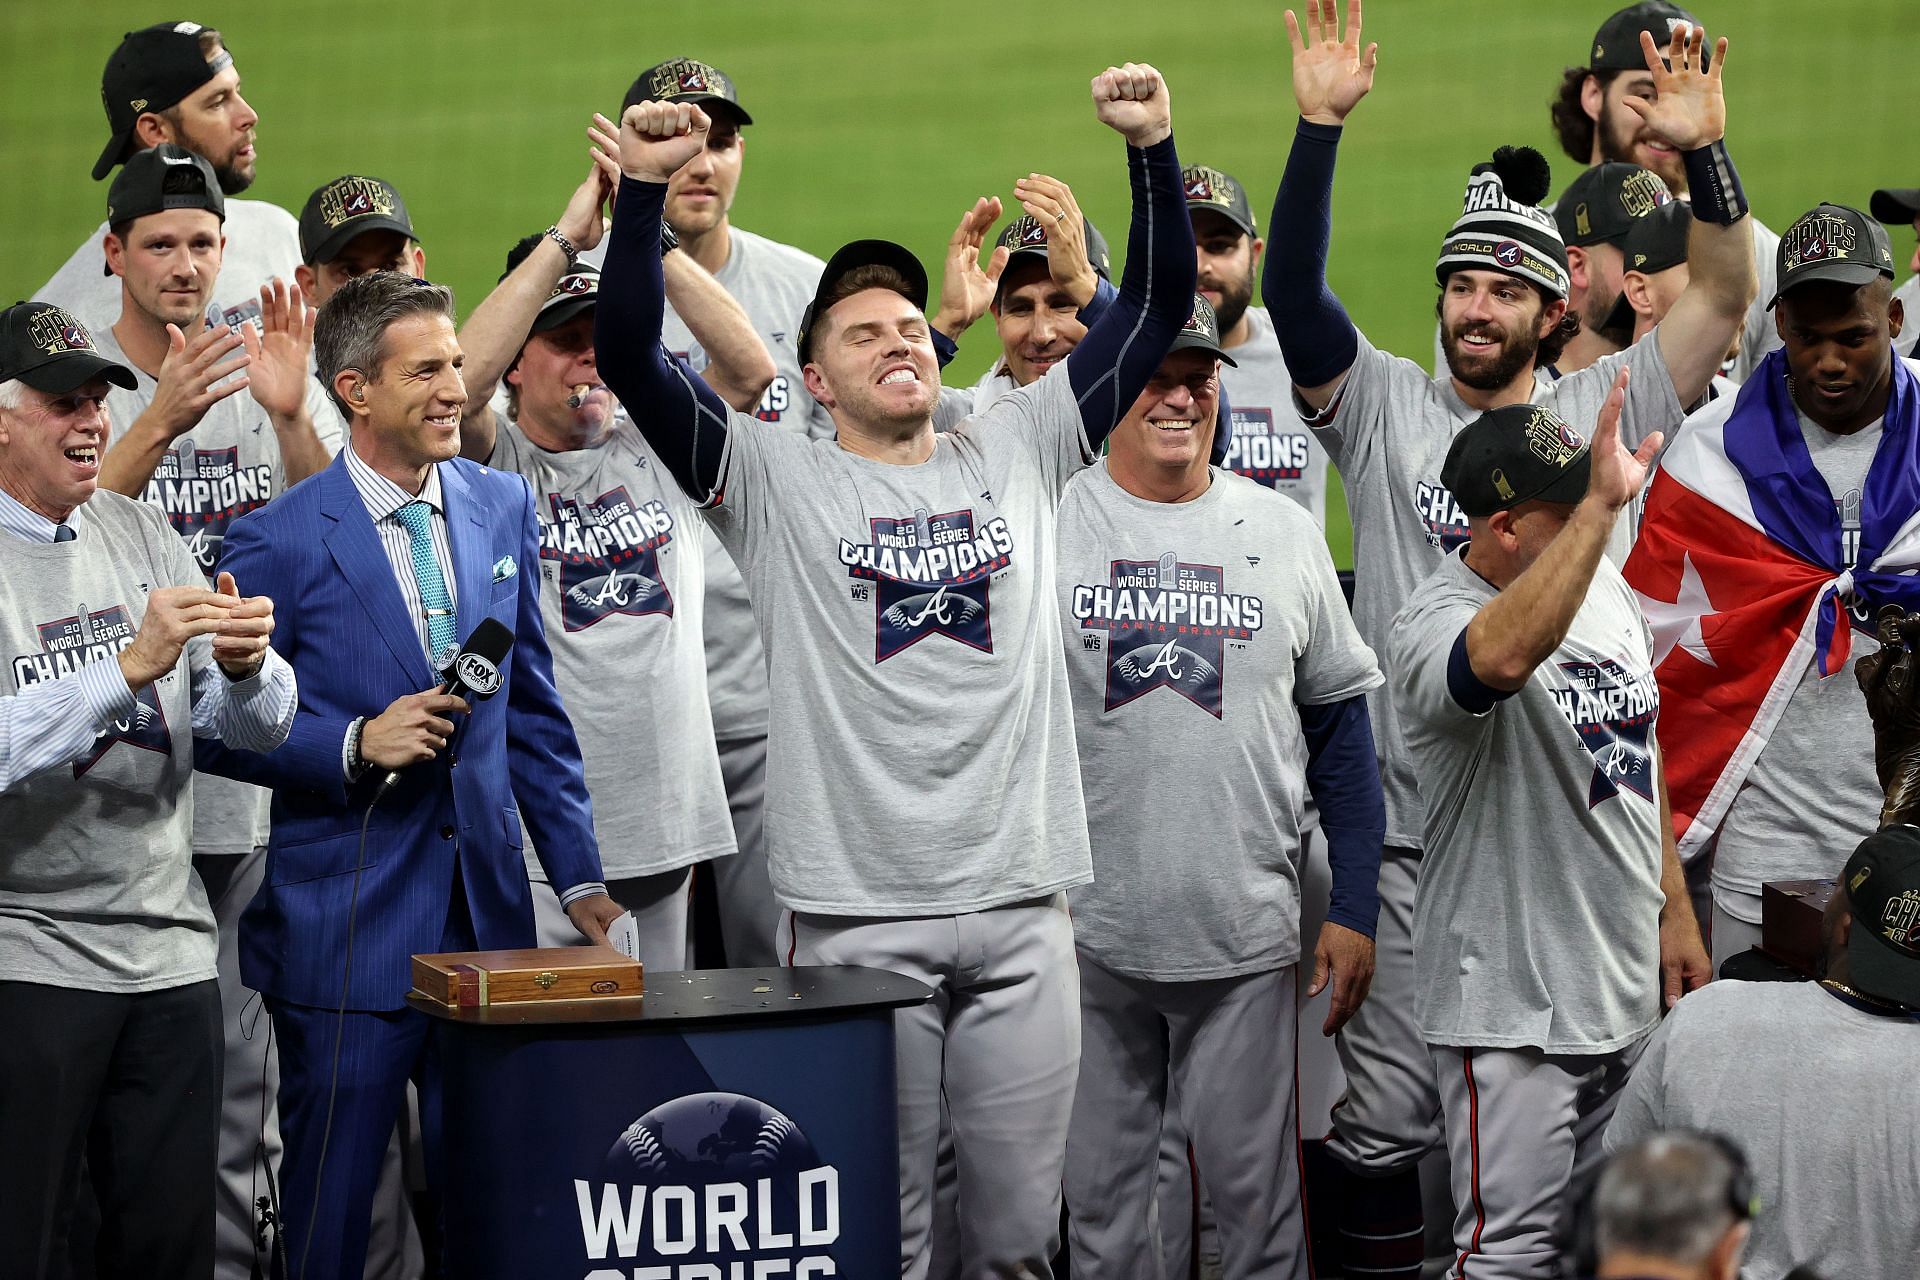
[929,196,1008,339]
[147,322,249,439]
[1625,22,1728,150]
[1856,606,1920,827]
[587,114,626,217]
[1014,174,1098,308]
[1286,0,1378,126]
[615,100,710,185]
[1091,62,1171,149]
[559,135,617,252]
[242,279,314,421]
[1583,367,1663,513]
[209,570,275,678]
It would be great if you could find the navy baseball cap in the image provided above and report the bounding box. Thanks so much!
[1841,826,1920,1009]
[623,57,753,126]
[1441,403,1591,517]
[93,21,230,181]
[1770,204,1898,309]
[0,302,137,394]
[300,175,416,266]
[796,240,928,363]
[1589,2,1705,72]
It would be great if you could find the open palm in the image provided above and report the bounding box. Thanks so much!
[1623,24,1728,150]
[1287,0,1378,125]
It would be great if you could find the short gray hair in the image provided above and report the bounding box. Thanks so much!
[0,378,25,412]
[313,271,456,418]
[1594,1133,1744,1265]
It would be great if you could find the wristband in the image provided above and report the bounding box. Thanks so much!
[1681,139,1748,225]
[660,220,680,256]
[346,716,369,779]
[544,224,580,268]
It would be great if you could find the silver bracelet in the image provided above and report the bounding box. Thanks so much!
[544,224,580,268]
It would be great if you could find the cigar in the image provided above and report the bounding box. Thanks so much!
[567,383,594,409]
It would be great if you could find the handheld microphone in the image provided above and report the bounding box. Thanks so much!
[374,617,514,797]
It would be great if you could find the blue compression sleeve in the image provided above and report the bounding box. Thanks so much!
[596,176,733,500]
[1066,135,1197,451]
[1298,693,1385,937]
[1263,119,1359,390]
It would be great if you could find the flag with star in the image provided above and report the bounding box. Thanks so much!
[1624,350,1920,859]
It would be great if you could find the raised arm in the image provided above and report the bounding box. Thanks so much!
[456,156,613,461]
[244,280,329,484]
[1065,63,1198,450]
[1266,0,1378,413]
[594,101,736,501]
[1629,24,1756,402]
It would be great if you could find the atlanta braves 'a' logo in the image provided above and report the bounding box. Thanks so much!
[1549,655,1659,807]
[1071,553,1264,716]
[142,441,276,581]
[540,486,676,631]
[840,508,1011,662]
[9,602,171,776]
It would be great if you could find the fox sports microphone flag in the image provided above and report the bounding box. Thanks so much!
[1623,349,1920,860]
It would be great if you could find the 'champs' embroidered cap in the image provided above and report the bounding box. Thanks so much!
[623,57,753,125]
[995,213,1113,287]
[1437,146,1571,301]
[1440,403,1591,517]
[1769,203,1897,309]
[1182,164,1258,238]
[300,175,416,266]
[1167,293,1238,368]
[1840,825,1920,1010]
[1555,163,1672,248]
[93,21,231,181]
[0,302,137,393]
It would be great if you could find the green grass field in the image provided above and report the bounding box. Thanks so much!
[3,1,1912,564]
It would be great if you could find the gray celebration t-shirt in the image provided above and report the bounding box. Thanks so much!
[702,368,1094,915]
[1605,979,1920,1280]
[1220,307,1329,526]
[1307,328,1681,848]
[487,416,736,879]
[35,199,304,340]
[1711,411,1884,919]
[95,324,337,856]
[1393,549,1665,1053]
[587,226,831,742]
[1057,462,1380,980]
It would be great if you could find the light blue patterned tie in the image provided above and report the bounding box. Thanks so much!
[394,500,457,667]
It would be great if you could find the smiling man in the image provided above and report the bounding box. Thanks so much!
[1261,4,1750,1273]
[37,22,301,341]
[595,61,1195,1277]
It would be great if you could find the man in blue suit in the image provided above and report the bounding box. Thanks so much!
[204,270,621,1280]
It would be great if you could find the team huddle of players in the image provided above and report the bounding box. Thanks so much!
[18,1,1920,1279]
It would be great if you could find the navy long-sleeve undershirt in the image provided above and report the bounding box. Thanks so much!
[1298,692,1385,937]
[1263,118,1360,391]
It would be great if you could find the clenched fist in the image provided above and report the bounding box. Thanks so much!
[1091,63,1171,149]
[1856,605,1920,827]
[614,101,711,184]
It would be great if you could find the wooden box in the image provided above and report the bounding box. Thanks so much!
[412,946,643,1009]
[1759,879,1837,977]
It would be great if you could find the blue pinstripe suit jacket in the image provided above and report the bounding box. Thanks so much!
[200,451,603,1010]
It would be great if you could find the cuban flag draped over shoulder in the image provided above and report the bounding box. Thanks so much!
[1623,348,1920,859]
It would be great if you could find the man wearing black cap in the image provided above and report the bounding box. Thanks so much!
[0,300,294,1276]
[1391,373,1707,1280]
[1263,8,1746,1271]
[1628,203,1914,969]
[1605,824,1920,1280]
[1607,200,1740,403]
[1549,2,1782,381]
[579,59,833,973]
[1552,162,1674,374]
[1056,294,1385,1280]
[596,60,1196,1276]
[1869,185,1920,359]
[36,22,301,342]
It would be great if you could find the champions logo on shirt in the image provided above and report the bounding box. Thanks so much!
[10,603,170,776]
[1548,656,1658,807]
[539,486,676,632]
[839,508,1010,662]
[1072,553,1264,717]
[1223,407,1310,487]
[1414,481,1471,552]
[142,440,276,577]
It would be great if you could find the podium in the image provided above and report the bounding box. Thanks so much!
[410,964,931,1278]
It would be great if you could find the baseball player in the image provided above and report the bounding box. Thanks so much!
[595,61,1197,1277]
[455,146,783,970]
[1057,293,1385,1280]
[1605,200,1740,403]
[1391,384,1709,1280]
[1604,825,1920,1280]
[579,58,833,972]
[37,22,300,340]
[1549,1,1782,381]
[1264,4,1750,1272]
[1550,162,1675,375]
[1870,185,1920,358]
